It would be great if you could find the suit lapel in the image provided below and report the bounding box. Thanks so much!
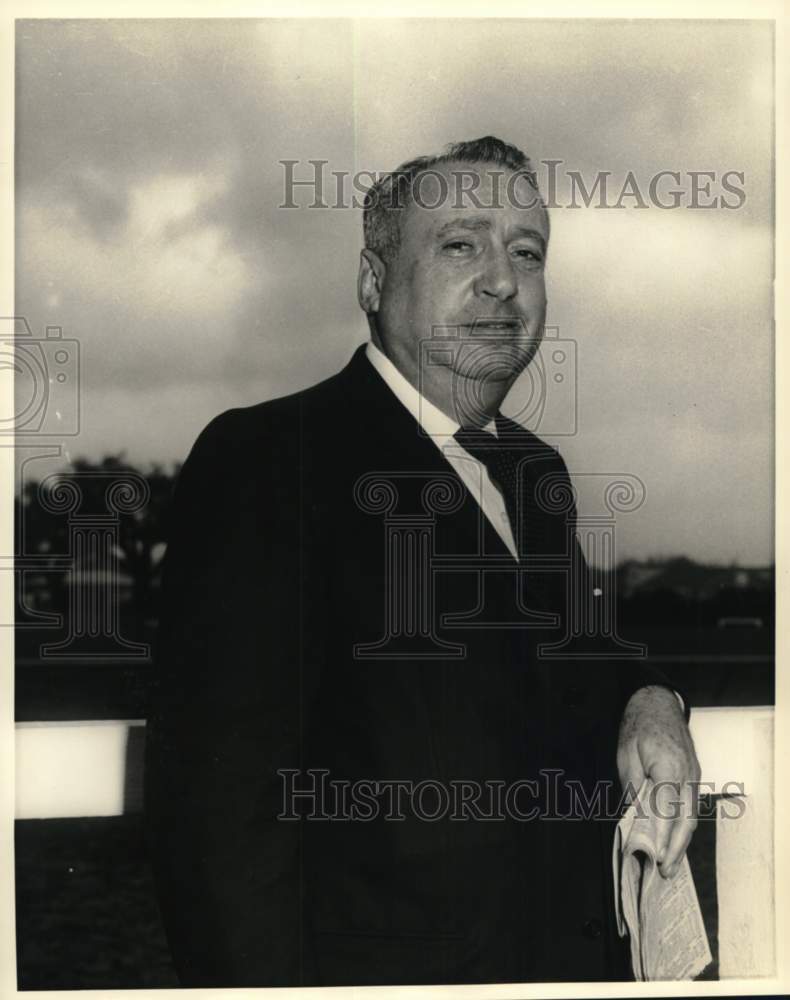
[331,345,515,564]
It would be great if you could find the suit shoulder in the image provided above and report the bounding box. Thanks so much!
[500,416,567,465]
[189,362,349,456]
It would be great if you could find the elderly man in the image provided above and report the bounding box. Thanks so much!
[144,136,699,987]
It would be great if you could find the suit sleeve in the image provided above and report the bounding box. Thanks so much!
[143,409,306,987]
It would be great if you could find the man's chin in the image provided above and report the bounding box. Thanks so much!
[452,349,537,384]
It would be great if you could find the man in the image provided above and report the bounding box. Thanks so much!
[144,136,700,987]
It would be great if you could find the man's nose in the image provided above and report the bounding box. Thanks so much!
[474,248,518,301]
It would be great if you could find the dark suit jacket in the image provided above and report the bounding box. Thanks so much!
[144,344,672,987]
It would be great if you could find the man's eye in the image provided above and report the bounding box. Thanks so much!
[513,247,543,261]
[443,240,474,254]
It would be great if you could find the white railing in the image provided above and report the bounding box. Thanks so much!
[16,717,146,819]
[14,706,776,978]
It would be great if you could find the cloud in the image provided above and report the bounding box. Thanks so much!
[524,207,772,561]
[13,17,774,563]
[18,167,256,390]
[545,207,772,434]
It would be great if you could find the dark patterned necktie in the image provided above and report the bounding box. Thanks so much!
[454,420,566,615]
[453,423,524,547]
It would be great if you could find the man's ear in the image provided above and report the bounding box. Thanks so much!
[358,249,387,314]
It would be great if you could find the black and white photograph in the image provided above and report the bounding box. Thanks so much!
[2,5,786,996]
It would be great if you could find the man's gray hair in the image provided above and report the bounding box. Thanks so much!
[363,136,545,263]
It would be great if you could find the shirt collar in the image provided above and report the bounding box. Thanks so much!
[365,341,497,444]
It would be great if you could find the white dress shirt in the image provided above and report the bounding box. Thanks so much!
[365,340,518,560]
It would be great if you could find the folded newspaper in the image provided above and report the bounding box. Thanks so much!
[613,778,712,981]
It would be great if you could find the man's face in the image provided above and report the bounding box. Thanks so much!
[371,160,549,417]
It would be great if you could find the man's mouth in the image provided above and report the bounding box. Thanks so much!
[460,319,524,331]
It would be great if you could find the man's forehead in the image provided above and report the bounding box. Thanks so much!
[405,160,547,236]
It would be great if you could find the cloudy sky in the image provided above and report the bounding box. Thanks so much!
[14,18,773,563]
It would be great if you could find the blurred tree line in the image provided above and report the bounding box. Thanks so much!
[15,455,180,654]
[14,456,774,651]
